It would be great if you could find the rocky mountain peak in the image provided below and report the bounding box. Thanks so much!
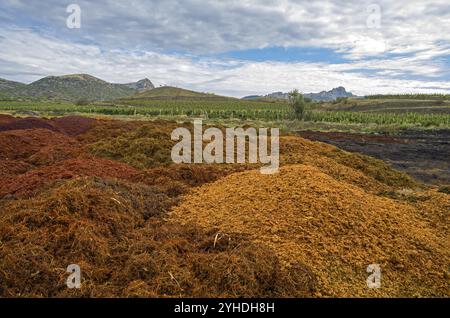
[244,86,355,101]
[124,78,155,91]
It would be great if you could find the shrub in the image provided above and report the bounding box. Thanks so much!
[288,89,307,120]
[335,97,349,104]
[75,98,90,106]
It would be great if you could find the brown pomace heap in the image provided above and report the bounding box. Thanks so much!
[134,164,251,197]
[0,177,316,297]
[0,117,61,133]
[50,116,97,136]
[279,136,418,192]
[0,115,96,136]
[0,114,16,125]
[0,128,80,161]
[0,116,447,298]
[0,157,141,198]
[170,164,449,297]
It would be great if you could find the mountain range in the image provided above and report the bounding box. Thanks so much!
[0,74,154,101]
[0,73,355,102]
[243,86,355,101]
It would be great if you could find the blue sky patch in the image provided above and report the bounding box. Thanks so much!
[216,46,348,64]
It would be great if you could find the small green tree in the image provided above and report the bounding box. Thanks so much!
[289,89,307,119]
[75,98,90,106]
[334,97,348,104]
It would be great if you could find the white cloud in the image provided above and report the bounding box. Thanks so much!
[0,0,448,96]
[0,28,448,97]
[2,0,449,55]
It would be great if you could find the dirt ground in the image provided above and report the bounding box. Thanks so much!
[297,129,450,185]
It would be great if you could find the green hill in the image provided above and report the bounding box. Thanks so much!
[0,74,155,102]
[23,74,136,101]
[123,86,234,101]
[0,78,28,99]
[0,78,27,91]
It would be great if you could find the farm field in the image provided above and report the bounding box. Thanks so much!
[0,114,449,297]
[1,97,450,133]
[322,98,450,114]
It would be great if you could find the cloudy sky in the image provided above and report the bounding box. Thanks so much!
[0,0,449,97]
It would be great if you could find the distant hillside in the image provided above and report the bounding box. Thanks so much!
[122,86,234,101]
[244,87,355,102]
[0,78,27,91]
[0,78,27,99]
[241,95,262,100]
[0,74,154,101]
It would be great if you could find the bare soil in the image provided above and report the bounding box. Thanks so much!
[297,129,450,185]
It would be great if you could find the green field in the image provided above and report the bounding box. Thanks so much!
[1,96,449,133]
[322,98,450,114]
[365,93,450,100]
